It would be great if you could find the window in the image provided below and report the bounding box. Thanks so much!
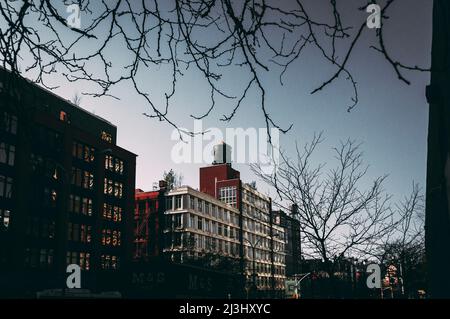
[189,214,195,229]
[79,252,91,270]
[166,197,173,210]
[190,196,196,210]
[43,188,57,208]
[72,142,95,163]
[198,200,203,213]
[101,131,113,143]
[101,254,120,270]
[103,178,123,198]
[219,186,237,207]
[0,142,15,166]
[72,168,94,190]
[175,195,182,209]
[25,248,53,269]
[103,203,122,222]
[1,112,18,135]
[197,217,203,231]
[80,224,92,243]
[105,155,124,174]
[59,111,69,122]
[0,175,13,198]
[81,197,93,216]
[101,229,122,247]
[174,214,182,228]
[0,208,11,231]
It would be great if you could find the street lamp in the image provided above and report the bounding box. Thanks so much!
[293,272,310,299]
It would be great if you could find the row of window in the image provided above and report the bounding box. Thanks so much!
[167,195,239,226]
[193,233,240,256]
[105,155,124,175]
[71,168,94,190]
[72,141,95,163]
[30,154,60,181]
[166,232,240,257]
[101,229,122,247]
[243,189,269,212]
[103,203,123,222]
[243,204,270,223]
[104,178,123,198]
[244,245,284,264]
[68,195,93,216]
[243,217,272,236]
[67,251,91,270]
[0,175,13,198]
[68,222,92,243]
[25,248,54,269]
[0,142,15,166]
[187,213,239,239]
[25,217,55,239]
[101,254,120,270]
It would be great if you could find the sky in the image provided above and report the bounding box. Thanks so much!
[18,0,433,206]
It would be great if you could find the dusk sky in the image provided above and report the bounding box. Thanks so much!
[22,0,433,206]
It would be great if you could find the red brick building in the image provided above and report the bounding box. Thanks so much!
[134,182,167,260]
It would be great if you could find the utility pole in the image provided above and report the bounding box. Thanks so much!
[425,0,450,298]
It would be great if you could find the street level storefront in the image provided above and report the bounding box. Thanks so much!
[126,259,242,298]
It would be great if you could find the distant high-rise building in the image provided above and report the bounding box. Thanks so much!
[0,68,136,296]
[273,209,301,277]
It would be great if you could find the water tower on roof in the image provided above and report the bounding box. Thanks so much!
[212,141,232,165]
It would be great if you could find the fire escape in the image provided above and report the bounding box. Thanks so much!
[134,201,150,260]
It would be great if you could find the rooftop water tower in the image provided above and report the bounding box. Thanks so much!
[212,141,232,165]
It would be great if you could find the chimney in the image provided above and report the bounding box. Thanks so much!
[290,204,299,216]
[159,180,167,190]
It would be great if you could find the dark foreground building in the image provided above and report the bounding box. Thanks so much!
[0,69,136,297]
[425,0,450,298]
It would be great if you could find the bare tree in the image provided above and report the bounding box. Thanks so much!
[163,169,183,189]
[0,0,430,139]
[251,132,395,277]
[72,92,82,106]
[374,183,426,297]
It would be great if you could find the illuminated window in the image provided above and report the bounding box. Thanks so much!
[80,197,93,216]
[72,168,94,189]
[103,178,123,198]
[0,208,11,231]
[59,110,69,122]
[101,254,120,270]
[102,203,122,222]
[101,131,112,143]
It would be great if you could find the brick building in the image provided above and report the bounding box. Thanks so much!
[0,68,136,297]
